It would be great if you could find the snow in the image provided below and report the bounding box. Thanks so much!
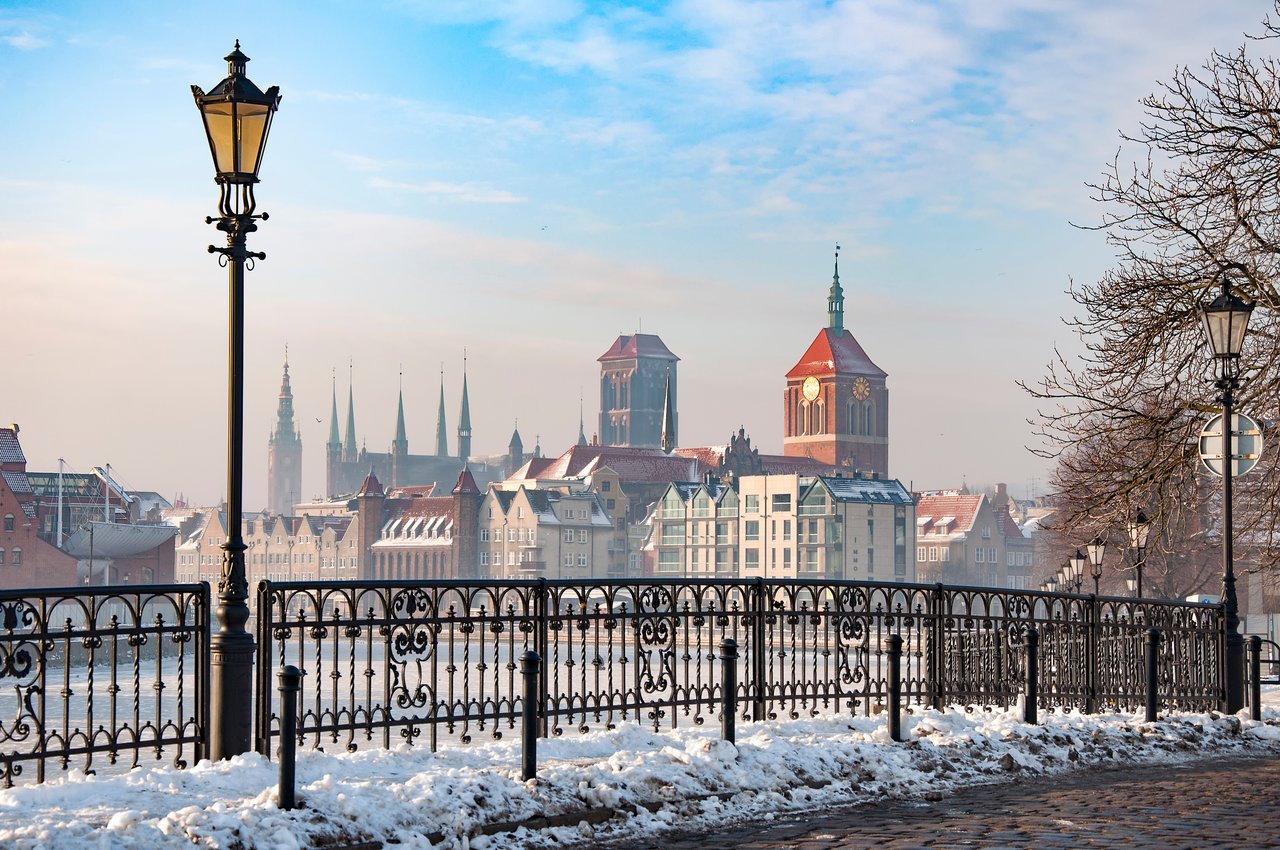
[3,699,1280,849]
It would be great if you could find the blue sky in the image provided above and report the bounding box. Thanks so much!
[0,0,1269,507]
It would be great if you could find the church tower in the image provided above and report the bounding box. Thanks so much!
[782,250,889,476]
[434,368,449,457]
[457,356,473,462]
[598,334,678,448]
[267,354,303,516]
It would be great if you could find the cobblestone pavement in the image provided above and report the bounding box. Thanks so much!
[600,755,1280,849]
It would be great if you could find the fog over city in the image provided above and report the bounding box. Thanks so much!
[1,1,1268,507]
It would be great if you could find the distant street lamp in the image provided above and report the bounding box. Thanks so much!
[1127,509,1151,599]
[192,42,281,760]
[1201,276,1255,714]
[1068,549,1087,593]
[1086,536,1106,596]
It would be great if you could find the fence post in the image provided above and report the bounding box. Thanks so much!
[1084,595,1099,714]
[929,584,944,710]
[1145,627,1162,723]
[535,578,549,738]
[1250,635,1262,722]
[752,578,767,722]
[720,638,738,744]
[520,650,540,781]
[887,634,903,742]
[277,665,301,811]
[1023,627,1039,725]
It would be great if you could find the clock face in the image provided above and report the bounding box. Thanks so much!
[853,377,871,400]
[802,376,821,402]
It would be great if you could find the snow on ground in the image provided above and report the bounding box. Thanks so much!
[3,702,1280,850]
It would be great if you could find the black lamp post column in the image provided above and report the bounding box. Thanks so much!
[1200,277,1254,715]
[193,43,281,759]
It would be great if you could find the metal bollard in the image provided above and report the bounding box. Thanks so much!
[887,634,903,742]
[1250,635,1263,722]
[277,665,301,811]
[520,650,540,781]
[1144,628,1162,723]
[720,638,738,745]
[1023,627,1039,725]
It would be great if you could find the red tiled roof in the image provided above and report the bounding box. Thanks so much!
[452,468,480,495]
[672,447,724,468]
[785,328,886,380]
[915,494,984,535]
[392,485,437,498]
[757,455,842,475]
[530,445,701,482]
[392,496,456,520]
[597,333,679,363]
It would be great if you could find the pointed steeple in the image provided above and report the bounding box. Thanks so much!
[828,244,845,330]
[660,367,676,453]
[343,365,357,462]
[509,424,523,451]
[577,392,588,447]
[457,352,472,462]
[327,371,340,450]
[393,371,408,456]
[534,434,542,459]
[435,365,448,457]
[272,354,298,441]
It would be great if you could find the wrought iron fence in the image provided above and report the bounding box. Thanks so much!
[0,583,210,786]
[254,579,1224,757]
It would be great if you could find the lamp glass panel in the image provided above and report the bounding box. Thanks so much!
[201,101,237,175]
[1086,539,1105,566]
[237,102,272,177]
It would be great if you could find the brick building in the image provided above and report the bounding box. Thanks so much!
[0,425,76,588]
[914,488,1032,588]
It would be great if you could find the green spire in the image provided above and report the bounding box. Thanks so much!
[327,372,340,448]
[435,367,448,456]
[343,379,357,460]
[577,392,587,447]
[457,353,472,461]
[828,244,844,330]
[393,382,407,450]
[660,368,676,453]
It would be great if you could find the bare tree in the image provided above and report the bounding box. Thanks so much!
[1027,6,1280,580]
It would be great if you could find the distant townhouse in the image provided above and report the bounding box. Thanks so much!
[478,486,612,579]
[915,488,1032,588]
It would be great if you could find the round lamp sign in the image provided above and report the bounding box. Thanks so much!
[1199,413,1264,477]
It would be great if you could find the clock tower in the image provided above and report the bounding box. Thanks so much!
[782,251,888,475]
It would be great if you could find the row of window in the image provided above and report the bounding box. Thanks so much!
[916,546,1037,568]
[792,399,876,436]
[0,548,21,565]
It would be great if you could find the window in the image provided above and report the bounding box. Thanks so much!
[771,494,792,513]
[607,499,616,510]
[782,520,791,542]
[988,547,997,563]
[480,552,489,567]
[745,549,760,569]
[577,529,587,544]
[564,528,574,543]
[744,520,760,542]
[1007,552,1015,567]
[801,549,819,572]
[866,547,873,573]
[715,550,731,573]
[0,548,5,565]
[564,553,574,567]
[976,548,985,563]
[744,495,759,515]
[929,547,938,562]
[661,523,683,545]
[508,528,517,542]
[692,494,711,518]
[658,551,679,573]
[480,529,490,542]
[918,547,927,562]
[601,480,611,492]
[517,507,524,519]
[577,553,587,567]
[866,519,874,542]
[11,548,20,566]
[508,551,516,566]
[782,550,791,569]
[716,522,730,545]
[2,514,12,532]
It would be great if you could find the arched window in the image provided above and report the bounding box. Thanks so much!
[798,400,810,435]
[812,399,825,435]
[847,401,860,435]
[864,401,875,436]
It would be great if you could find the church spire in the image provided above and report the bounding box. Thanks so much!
[577,391,588,447]
[660,367,676,453]
[393,369,408,455]
[828,244,844,330]
[457,351,472,462]
[327,370,340,450]
[343,363,357,462]
[435,364,448,457]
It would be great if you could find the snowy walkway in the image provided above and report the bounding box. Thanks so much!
[1,706,1278,849]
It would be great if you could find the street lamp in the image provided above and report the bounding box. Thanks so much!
[1086,536,1106,596]
[1201,275,1255,714]
[1127,509,1151,600]
[192,42,281,760]
[1068,549,1087,593]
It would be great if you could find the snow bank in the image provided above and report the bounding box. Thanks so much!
[1,706,1278,849]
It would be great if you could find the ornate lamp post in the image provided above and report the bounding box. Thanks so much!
[1068,549,1087,593]
[1086,536,1106,596]
[1127,509,1151,599]
[1201,277,1254,714]
[192,42,281,759]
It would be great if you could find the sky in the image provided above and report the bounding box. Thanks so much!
[0,0,1272,509]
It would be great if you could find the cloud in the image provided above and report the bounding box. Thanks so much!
[367,177,526,204]
[3,31,49,50]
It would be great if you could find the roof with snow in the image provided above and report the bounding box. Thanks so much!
[915,493,985,536]
[785,327,887,380]
[597,334,680,363]
[0,428,24,465]
[525,445,700,483]
[816,476,913,505]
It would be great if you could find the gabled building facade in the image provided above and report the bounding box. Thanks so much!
[478,485,612,579]
[915,489,1032,588]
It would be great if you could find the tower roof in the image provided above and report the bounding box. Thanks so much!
[394,386,407,445]
[458,368,472,432]
[451,467,480,495]
[357,469,384,497]
[327,375,341,447]
[509,426,523,449]
[597,333,679,362]
[785,327,886,380]
[435,369,448,456]
[343,382,358,457]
